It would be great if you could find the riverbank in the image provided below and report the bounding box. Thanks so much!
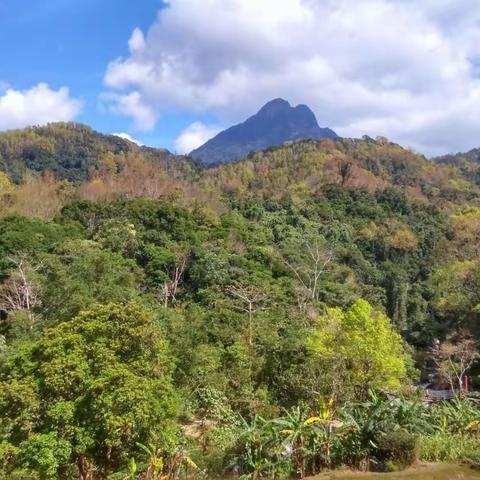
[310,464,480,479]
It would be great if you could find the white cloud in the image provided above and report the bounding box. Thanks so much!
[0,83,82,131]
[174,122,221,154]
[103,0,480,155]
[111,132,143,146]
[102,91,157,130]
[128,28,146,53]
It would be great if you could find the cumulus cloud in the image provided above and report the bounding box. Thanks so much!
[103,0,480,155]
[0,83,82,131]
[128,28,146,53]
[102,91,156,130]
[112,132,143,145]
[174,122,221,154]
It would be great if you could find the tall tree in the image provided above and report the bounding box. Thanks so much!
[281,232,334,304]
[0,255,41,333]
[307,299,413,399]
[0,302,178,479]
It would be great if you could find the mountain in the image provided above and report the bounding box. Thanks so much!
[190,98,338,164]
[434,148,480,185]
[0,122,194,184]
[201,136,480,205]
[2,121,480,209]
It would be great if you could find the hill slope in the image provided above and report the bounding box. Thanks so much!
[200,137,479,206]
[190,98,338,164]
[1,122,479,210]
[435,148,480,185]
[0,122,195,184]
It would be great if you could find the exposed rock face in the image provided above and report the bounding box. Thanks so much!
[190,98,338,164]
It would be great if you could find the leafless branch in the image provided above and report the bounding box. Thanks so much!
[157,251,191,308]
[282,238,334,301]
[0,254,42,325]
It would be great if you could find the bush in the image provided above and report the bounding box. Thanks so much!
[376,430,417,468]
[417,433,479,463]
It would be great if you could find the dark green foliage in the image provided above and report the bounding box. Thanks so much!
[1,129,480,478]
[377,430,417,468]
[0,122,195,184]
[0,215,82,275]
[38,239,142,322]
[0,302,177,478]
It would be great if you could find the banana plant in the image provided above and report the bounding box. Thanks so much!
[136,443,199,480]
[137,443,165,479]
[235,415,280,479]
[339,391,396,469]
[122,458,137,480]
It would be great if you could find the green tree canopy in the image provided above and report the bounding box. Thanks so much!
[39,240,142,322]
[307,299,413,399]
[0,301,177,479]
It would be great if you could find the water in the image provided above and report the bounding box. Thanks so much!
[312,465,480,480]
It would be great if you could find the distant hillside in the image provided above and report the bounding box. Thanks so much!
[200,137,480,205]
[1,122,479,211]
[0,122,195,184]
[190,98,338,164]
[435,148,480,185]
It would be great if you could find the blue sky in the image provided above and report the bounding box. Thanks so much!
[1,1,480,156]
[0,0,183,148]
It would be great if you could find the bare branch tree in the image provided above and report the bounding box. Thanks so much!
[157,251,191,308]
[225,284,270,347]
[338,160,353,186]
[433,331,479,394]
[0,255,42,326]
[282,237,334,302]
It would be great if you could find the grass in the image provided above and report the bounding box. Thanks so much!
[417,433,480,465]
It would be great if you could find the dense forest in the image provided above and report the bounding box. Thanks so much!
[0,123,479,479]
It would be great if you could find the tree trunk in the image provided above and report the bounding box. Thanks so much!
[77,454,94,480]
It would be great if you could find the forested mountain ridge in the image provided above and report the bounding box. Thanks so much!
[1,122,479,211]
[0,122,197,184]
[201,136,480,205]
[435,147,480,184]
[1,122,480,478]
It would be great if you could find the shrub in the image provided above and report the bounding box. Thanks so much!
[417,433,479,463]
[376,430,417,468]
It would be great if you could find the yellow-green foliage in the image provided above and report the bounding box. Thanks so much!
[384,220,418,251]
[0,172,13,194]
[430,259,478,319]
[199,138,479,205]
[0,172,14,214]
[417,433,479,463]
[307,299,412,396]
